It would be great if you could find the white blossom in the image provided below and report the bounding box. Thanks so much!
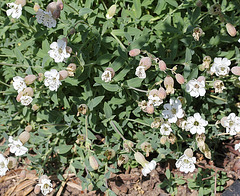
[160,123,172,136]
[48,39,70,63]
[238,39,240,43]
[101,70,112,82]
[0,154,9,177]
[186,79,206,98]
[135,66,146,79]
[20,96,33,106]
[36,9,56,28]
[235,143,240,152]
[162,98,184,123]
[185,113,208,134]
[210,57,231,76]
[142,160,157,176]
[175,153,196,173]
[148,95,163,107]
[38,178,53,195]
[6,3,22,19]
[44,69,62,91]
[13,76,27,93]
[222,113,240,135]
[8,136,28,156]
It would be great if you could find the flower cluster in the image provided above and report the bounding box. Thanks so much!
[221,113,240,135]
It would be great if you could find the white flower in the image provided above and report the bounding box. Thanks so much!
[38,178,53,195]
[135,66,146,79]
[101,70,112,82]
[13,76,27,93]
[36,9,56,28]
[160,123,172,136]
[142,160,157,176]
[6,3,22,19]
[44,69,62,91]
[48,39,70,63]
[238,39,240,43]
[0,154,9,177]
[186,79,206,98]
[210,57,231,76]
[162,98,184,123]
[185,113,208,134]
[8,136,28,156]
[222,113,240,135]
[148,95,163,107]
[20,95,33,106]
[235,143,240,152]
[176,149,196,174]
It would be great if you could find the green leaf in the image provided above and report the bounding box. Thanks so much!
[79,8,93,17]
[88,96,105,110]
[133,0,142,18]
[102,83,120,92]
[165,0,178,7]
[55,145,73,154]
[165,169,171,179]
[96,54,115,65]
[126,77,144,88]
[104,102,112,118]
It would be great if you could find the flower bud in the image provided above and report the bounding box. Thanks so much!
[34,3,40,12]
[140,142,153,157]
[220,116,228,127]
[25,125,32,132]
[66,46,72,54]
[38,73,44,82]
[69,28,76,35]
[46,2,58,15]
[196,0,202,7]
[160,136,167,145]
[149,89,161,97]
[67,63,77,76]
[184,148,193,158]
[62,37,68,44]
[77,104,88,116]
[146,105,154,114]
[209,4,221,16]
[139,57,152,70]
[16,91,23,102]
[34,185,41,194]
[104,149,115,160]
[138,100,147,112]
[158,87,167,99]
[59,70,69,80]
[19,131,30,144]
[226,23,237,37]
[197,76,205,82]
[57,0,64,10]
[175,74,185,84]
[158,60,167,71]
[89,156,99,170]
[24,75,37,85]
[168,133,176,144]
[20,170,26,179]
[134,152,148,167]
[76,134,85,144]
[123,140,134,152]
[176,118,187,129]
[15,0,26,7]
[118,154,129,167]
[231,66,240,76]
[32,104,39,111]
[106,4,117,19]
[23,87,34,97]
[129,49,141,57]
[213,80,225,93]
[192,27,204,41]
[105,67,115,78]
[164,75,174,95]
[7,157,17,169]
[52,9,61,19]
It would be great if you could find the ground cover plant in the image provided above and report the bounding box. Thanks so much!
[0,0,240,195]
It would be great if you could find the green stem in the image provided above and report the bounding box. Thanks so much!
[209,94,227,102]
[128,86,148,93]
[0,80,10,87]
[126,118,151,127]
[85,114,89,149]
[62,0,78,14]
[110,32,126,51]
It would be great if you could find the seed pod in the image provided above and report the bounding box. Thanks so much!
[226,23,237,37]
[159,60,167,71]
[23,87,34,97]
[15,0,26,7]
[69,28,76,35]
[184,148,193,158]
[24,75,37,85]
[158,87,167,99]
[231,66,240,76]
[175,74,185,84]
[129,49,141,57]
[146,105,154,114]
[196,0,202,7]
[25,125,32,132]
[140,142,153,157]
[77,104,88,116]
[19,131,30,144]
[123,140,134,152]
[89,156,99,170]
[134,152,148,167]
[139,57,152,70]
[16,91,23,102]
[118,154,129,167]
[66,46,72,54]
[104,149,115,160]
[106,4,117,19]
[59,70,69,80]
[7,157,17,169]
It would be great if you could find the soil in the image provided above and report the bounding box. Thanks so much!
[1,139,240,196]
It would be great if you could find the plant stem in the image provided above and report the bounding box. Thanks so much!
[0,80,10,87]
[110,32,127,51]
[126,118,151,127]
[85,114,89,149]
[209,94,227,102]
[128,86,148,93]
[62,0,78,14]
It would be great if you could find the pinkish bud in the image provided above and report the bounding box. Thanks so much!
[158,87,167,99]
[52,9,61,19]
[62,37,68,44]
[196,0,202,7]
[34,3,40,12]
[220,116,228,127]
[25,125,32,132]
[146,105,154,114]
[164,75,174,94]
[158,60,167,71]
[16,91,23,102]
[66,46,72,54]
[57,0,64,10]
[149,89,160,97]
[46,2,57,15]
[197,76,205,82]
[175,74,185,84]
[231,66,240,76]
[226,23,237,37]
[23,87,34,97]
[69,28,76,35]
[67,63,76,71]
[59,70,69,80]
[129,49,141,57]
[89,156,99,170]
[19,131,30,144]
[32,104,39,111]
[15,0,26,7]
[139,57,152,70]
[24,75,37,85]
